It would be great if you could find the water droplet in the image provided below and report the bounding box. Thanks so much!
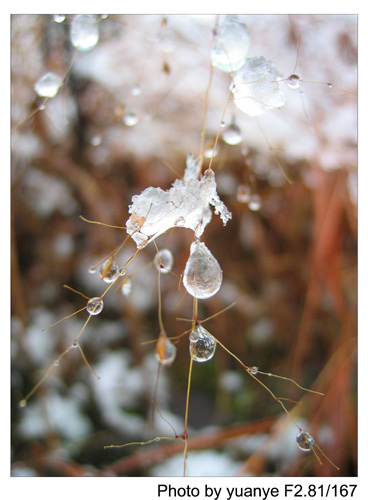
[101,15,108,20]
[220,120,226,128]
[99,258,120,283]
[155,332,177,366]
[236,184,251,203]
[249,366,259,375]
[296,430,315,452]
[287,73,302,89]
[211,15,250,73]
[121,277,132,296]
[19,399,27,408]
[248,193,262,211]
[53,15,65,23]
[54,360,60,367]
[203,142,219,159]
[72,340,78,348]
[34,72,63,98]
[123,110,139,127]
[86,297,104,315]
[222,120,243,145]
[88,266,96,274]
[38,103,46,111]
[183,240,223,299]
[90,135,102,146]
[154,249,174,274]
[70,14,99,52]
[131,85,141,96]
[189,324,216,362]
[327,83,333,89]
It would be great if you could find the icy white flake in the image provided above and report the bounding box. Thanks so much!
[126,154,232,247]
[230,56,286,117]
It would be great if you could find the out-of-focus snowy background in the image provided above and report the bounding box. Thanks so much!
[11,14,357,477]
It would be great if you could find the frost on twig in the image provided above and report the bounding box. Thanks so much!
[230,56,286,117]
[126,154,232,247]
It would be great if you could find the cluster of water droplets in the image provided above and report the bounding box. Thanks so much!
[211,15,250,73]
[154,249,174,274]
[183,240,222,299]
[70,14,99,51]
[189,325,216,362]
[296,430,315,452]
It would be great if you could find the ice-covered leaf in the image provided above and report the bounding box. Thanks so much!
[230,56,286,116]
[126,154,232,247]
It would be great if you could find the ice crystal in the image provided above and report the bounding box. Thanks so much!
[230,56,286,117]
[126,154,232,247]
[211,15,250,73]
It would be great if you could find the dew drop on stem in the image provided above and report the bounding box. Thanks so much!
[183,240,222,299]
[86,297,104,315]
[189,325,216,362]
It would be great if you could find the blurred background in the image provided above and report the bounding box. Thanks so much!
[11,14,357,477]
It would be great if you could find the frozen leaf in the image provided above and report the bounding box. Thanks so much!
[230,56,286,116]
[126,154,232,247]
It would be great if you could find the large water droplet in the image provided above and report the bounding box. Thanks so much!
[70,15,99,51]
[296,430,315,452]
[222,120,243,145]
[287,73,302,89]
[86,297,104,315]
[155,332,177,366]
[34,72,63,98]
[99,258,120,283]
[183,241,222,299]
[189,324,216,362]
[154,249,174,274]
[123,110,139,127]
[211,15,250,73]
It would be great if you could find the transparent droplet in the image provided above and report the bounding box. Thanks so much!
[34,72,63,98]
[220,120,226,128]
[54,360,60,367]
[90,135,102,146]
[327,83,333,89]
[38,103,46,111]
[287,73,302,89]
[123,110,139,127]
[211,15,251,73]
[189,324,216,362]
[296,430,315,452]
[131,85,141,96]
[154,249,174,274]
[183,240,223,299]
[248,193,262,211]
[72,340,78,348]
[86,297,104,315]
[155,332,177,366]
[121,277,132,296]
[222,120,243,145]
[53,14,65,23]
[249,366,259,375]
[203,142,219,159]
[88,265,96,274]
[70,14,99,51]
[99,258,120,283]
[236,184,251,203]
[19,399,27,408]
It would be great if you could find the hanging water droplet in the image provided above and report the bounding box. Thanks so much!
[327,83,333,89]
[154,249,174,274]
[203,141,219,159]
[155,332,177,366]
[88,265,96,274]
[72,340,78,348]
[54,360,60,367]
[38,103,46,111]
[189,324,216,362]
[90,135,102,146]
[19,399,27,408]
[86,297,104,315]
[183,240,223,299]
[220,120,226,128]
[249,366,259,375]
[121,277,132,296]
[53,14,66,23]
[99,258,120,283]
[287,73,302,89]
[70,14,99,52]
[34,72,63,98]
[248,193,262,211]
[131,85,141,96]
[222,120,243,145]
[123,110,139,127]
[236,184,251,204]
[296,430,315,452]
[211,15,251,73]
